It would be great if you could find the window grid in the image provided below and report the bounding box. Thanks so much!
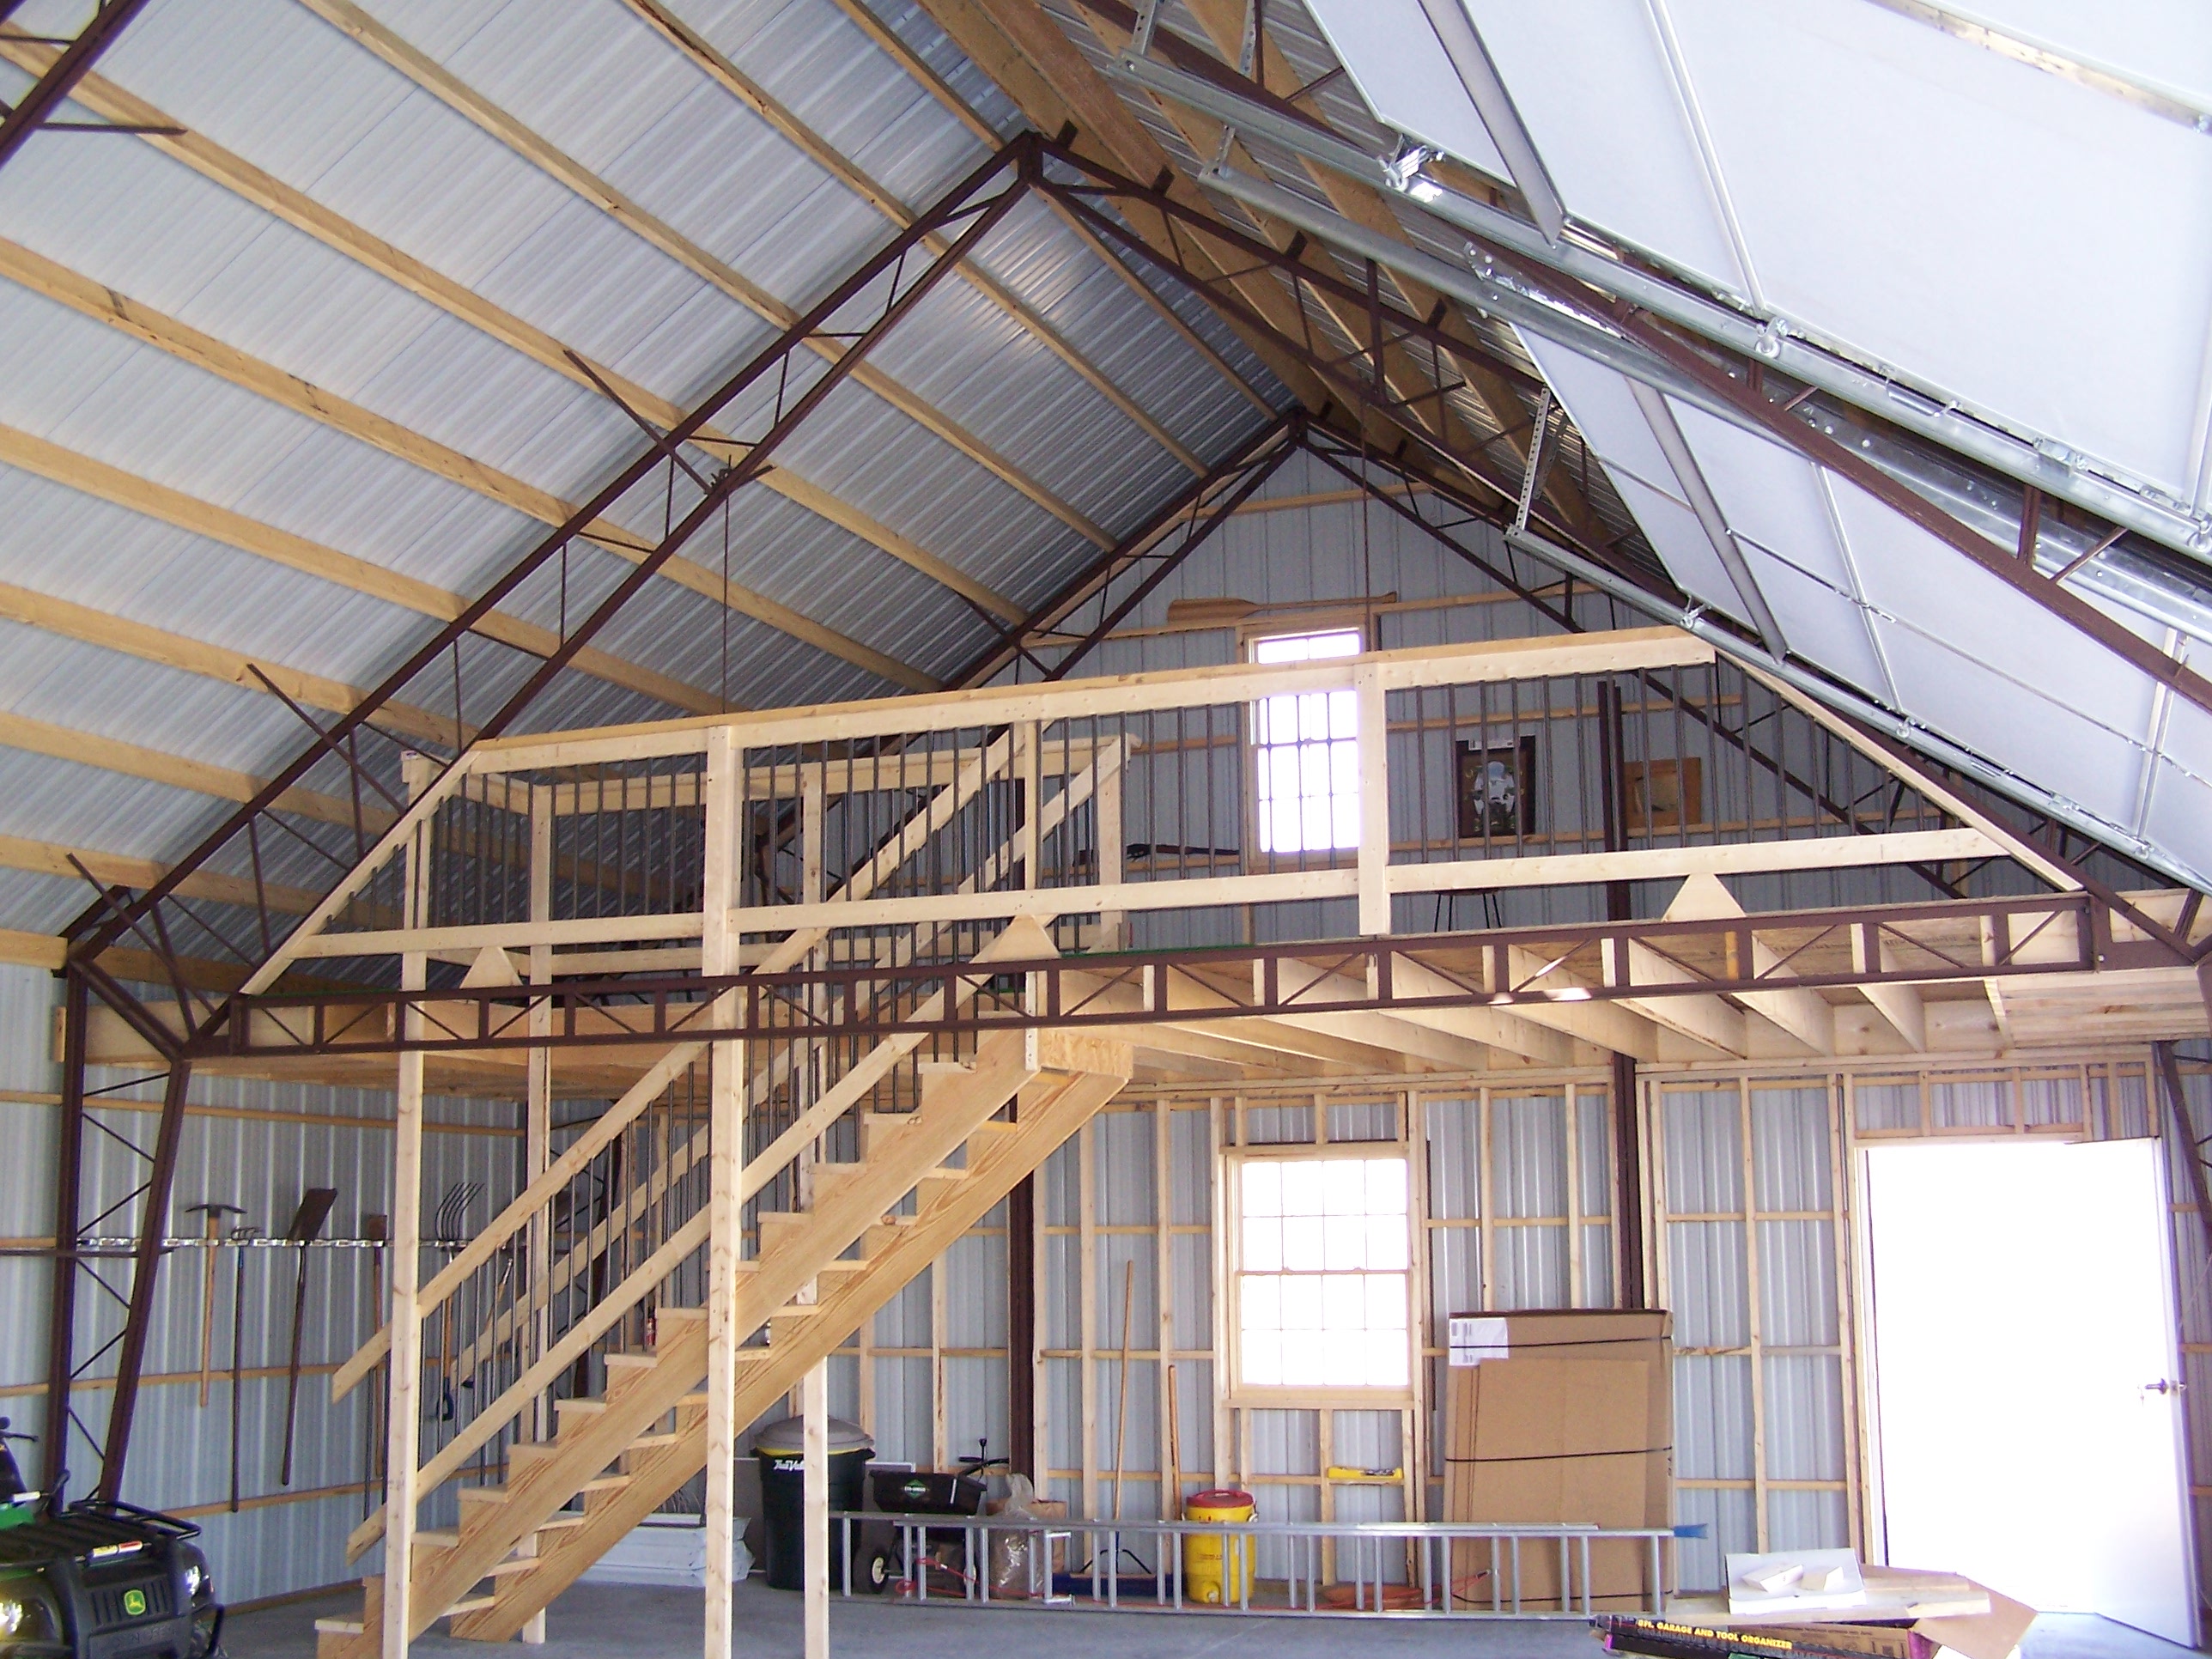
[1250,628,1363,854]
[1236,1152,1411,1390]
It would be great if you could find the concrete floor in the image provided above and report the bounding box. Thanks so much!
[224,1583,2203,1659]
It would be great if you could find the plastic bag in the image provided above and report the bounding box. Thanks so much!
[988,1475,1062,1599]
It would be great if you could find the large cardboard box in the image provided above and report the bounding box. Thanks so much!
[1443,1308,1672,1611]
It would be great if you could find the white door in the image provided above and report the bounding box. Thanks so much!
[1864,1139,2195,1645]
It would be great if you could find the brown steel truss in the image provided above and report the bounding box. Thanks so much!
[40,133,1043,1501]
[205,890,2152,1060]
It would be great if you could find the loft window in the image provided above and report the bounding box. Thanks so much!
[1250,627,1364,854]
[1234,1152,1411,1391]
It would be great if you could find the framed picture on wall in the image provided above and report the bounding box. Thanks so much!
[1621,756,1705,833]
[1456,736,1536,840]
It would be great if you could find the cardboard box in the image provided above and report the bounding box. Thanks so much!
[1444,1308,1673,1611]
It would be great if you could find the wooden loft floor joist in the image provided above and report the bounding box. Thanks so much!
[291,0,1115,553]
[817,0,1277,418]
[0,33,1021,636]
[0,423,740,714]
[618,0,1206,477]
[0,575,459,749]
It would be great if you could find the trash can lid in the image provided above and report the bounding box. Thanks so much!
[752,1415,872,1455]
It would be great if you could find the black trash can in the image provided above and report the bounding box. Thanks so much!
[752,1415,873,1591]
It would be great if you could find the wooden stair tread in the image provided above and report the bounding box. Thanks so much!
[313,1618,364,1636]
[445,1595,499,1617]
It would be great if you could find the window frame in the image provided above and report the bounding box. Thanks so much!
[1242,623,1370,862]
[1223,1141,1419,1405]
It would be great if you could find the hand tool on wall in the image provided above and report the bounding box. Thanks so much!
[362,1213,386,1517]
[277,1188,338,1487]
[431,1183,482,1423]
[228,1220,258,1515]
[1165,1362,1182,1521]
[185,1201,243,1408]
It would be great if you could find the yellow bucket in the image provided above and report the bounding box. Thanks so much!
[1182,1489,1256,1605]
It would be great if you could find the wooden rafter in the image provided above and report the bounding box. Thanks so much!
[908,0,1375,434]
[821,0,1278,417]
[0,422,740,714]
[1163,0,1604,542]
[292,0,1114,551]
[621,0,1206,474]
[0,708,372,831]
[0,831,321,915]
[0,575,459,748]
[0,32,1016,646]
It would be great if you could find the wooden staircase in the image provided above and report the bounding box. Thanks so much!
[315,1019,1127,1658]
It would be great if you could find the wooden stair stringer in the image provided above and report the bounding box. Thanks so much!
[457,1054,1129,1642]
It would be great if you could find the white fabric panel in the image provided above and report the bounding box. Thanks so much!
[1954,2,2212,107]
[1868,621,2147,817]
[1827,476,2160,755]
[1659,0,2212,500]
[1304,0,1510,180]
[2142,760,2212,873]
[1519,334,1677,485]
[1607,470,1743,624]
[1731,543,1893,699]
[1462,0,1750,296]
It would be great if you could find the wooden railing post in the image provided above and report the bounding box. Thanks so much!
[1097,738,1125,949]
[702,728,743,1659]
[1356,663,1391,936]
[384,752,434,1659]
[521,782,552,1647]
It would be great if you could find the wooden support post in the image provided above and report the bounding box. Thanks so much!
[522,783,551,1646]
[1014,720,1040,894]
[1356,662,1390,936]
[1078,1119,1098,1519]
[1097,738,1124,949]
[804,1358,829,1659]
[702,729,743,1659]
[382,753,434,1659]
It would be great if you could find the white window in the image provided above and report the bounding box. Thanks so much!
[1235,1152,1411,1391]
[1250,627,1363,854]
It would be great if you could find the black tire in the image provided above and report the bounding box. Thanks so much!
[860,1546,896,1595]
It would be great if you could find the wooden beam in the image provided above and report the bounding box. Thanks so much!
[1607,936,1747,1057]
[911,0,1347,422]
[1169,0,1607,542]
[476,627,1713,766]
[0,831,323,915]
[1663,874,1835,1055]
[1502,945,1661,1060]
[0,708,370,830]
[0,574,459,748]
[0,421,725,715]
[1851,930,1927,1050]
[294,0,1115,551]
[0,38,982,666]
[819,0,1276,418]
[620,0,1205,476]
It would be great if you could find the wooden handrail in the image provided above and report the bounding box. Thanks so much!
[330,1040,706,1401]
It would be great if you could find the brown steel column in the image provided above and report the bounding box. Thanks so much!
[1612,1049,1646,1310]
[40,968,89,1499]
[1006,1175,1036,1480]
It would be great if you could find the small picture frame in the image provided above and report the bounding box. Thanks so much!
[1457,736,1536,840]
[1621,757,1705,834]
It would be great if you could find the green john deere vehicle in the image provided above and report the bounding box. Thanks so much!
[0,1419,224,1659]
